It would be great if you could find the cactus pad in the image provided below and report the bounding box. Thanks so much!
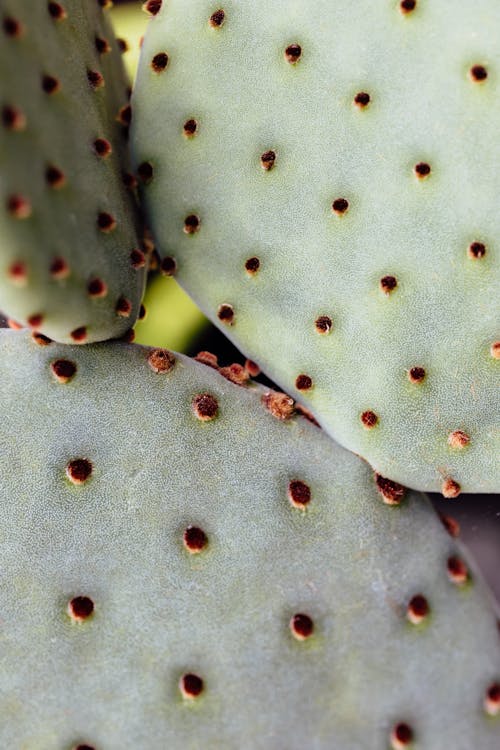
[0,0,146,343]
[131,0,500,494]
[0,329,498,748]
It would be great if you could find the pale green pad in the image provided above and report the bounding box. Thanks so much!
[0,0,146,342]
[0,329,498,749]
[132,0,500,493]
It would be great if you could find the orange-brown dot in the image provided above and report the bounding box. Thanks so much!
[7,194,31,219]
[138,161,154,183]
[220,363,249,386]
[296,374,313,391]
[183,214,200,234]
[380,275,398,294]
[87,278,108,298]
[179,673,204,699]
[93,138,112,158]
[51,359,77,383]
[120,328,135,343]
[448,430,470,449]
[183,118,198,137]
[114,297,131,317]
[32,332,52,346]
[468,241,486,259]
[27,314,44,329]
[332,198,349,214]
[490,341,500,359]
[361,410,378,429]
[390,723,414,749]
[288,480,311,509]
[148,348,176,373]
[151,52,169,72]
[45,165,66,188]
[2,105,26,131]
[3,16,23,37]
[160,256,177,276]
[470,65,488,82]
[150,249,161,269]
[193,393,219,421]
[399,0,417,13]
[217,303,234,325]
[48,2,67,20]
[442,477,461,498]
[290,613,314,641]
[95,36,111,54]
[408,366,425,384]
[50,257,70,279]
[117,38,129,53]
[375,474,405,506]
[130,248,146,269]
[484,683,500,717]
[447,555,469,585]
[439,513,460,538]
[209,9,225,27]
[42,74,60,94]
[97,212,116,233]
[285,43,302,64]
[183,526,208,553]
[70,326,87,343]
[354,91,370,107]
[87,69,104,89]
[414,161,431,178]
[315,316,333,334]
[143,0,162,15]
[7,260,27,285]
[7,318,23,330]
[68,596,94,621]
[245,359,260,377]
[195,351,219,369]
[262,391,295,420]
[66,458,92,485]
[123,171,137,190]
[117,104,132,125]
[97,0,112,7]
[407,594,429,625]
[245,257,260,275]
[260,150,276,171]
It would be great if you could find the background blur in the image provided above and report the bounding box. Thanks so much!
[7,1,499,603]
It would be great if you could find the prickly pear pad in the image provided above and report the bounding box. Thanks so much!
[132,0,500,494]
[0,0,146,342]
[0,330,498,749]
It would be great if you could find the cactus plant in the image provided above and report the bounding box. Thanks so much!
[0,1,498,747]
[0,0,146,343]
[131,0,500,496]
[0,328,499,749]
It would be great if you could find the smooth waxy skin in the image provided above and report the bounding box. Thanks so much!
[132,0,500,494]
[0,0,146,342]
[0,330,498,749]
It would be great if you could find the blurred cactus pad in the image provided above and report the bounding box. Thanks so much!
[0,0,146,342]
[0,329,499,748]
[132,0,500,495]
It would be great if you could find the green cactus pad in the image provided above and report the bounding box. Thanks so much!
[0,329,498,749]
[0,0,146,343]
[131,0,500,494]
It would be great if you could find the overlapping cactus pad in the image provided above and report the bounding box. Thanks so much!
[131,0,500,494]
[0,0,146,343]
[0,330,498,748]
